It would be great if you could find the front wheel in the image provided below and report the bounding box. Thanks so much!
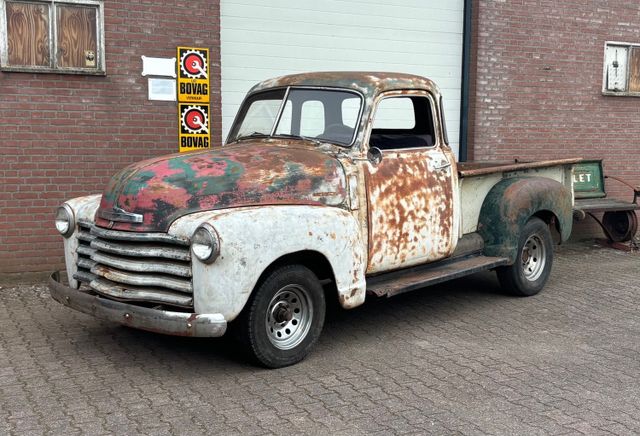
[497,217,554,296]
[239,265,325,368]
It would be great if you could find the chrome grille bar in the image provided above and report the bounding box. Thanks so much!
[90,239,191,262]
[91,251,192,278]
[90,264,192,294]
[90,225,188,245]
[91,277,193,308]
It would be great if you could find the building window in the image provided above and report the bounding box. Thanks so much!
[0,0,104,74]
[603,41,640,97]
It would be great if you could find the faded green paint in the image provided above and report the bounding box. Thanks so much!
[477,177,573,262]
[95,143,348,232]
[573,160,606,199]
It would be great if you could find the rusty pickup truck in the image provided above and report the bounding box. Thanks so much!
[49,72,579,368]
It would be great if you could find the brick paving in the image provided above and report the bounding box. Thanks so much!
[1,242,639,435]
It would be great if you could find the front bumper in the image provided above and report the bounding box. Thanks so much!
[48,271,227,337]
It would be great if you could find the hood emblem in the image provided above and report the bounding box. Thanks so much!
[98,206,143,224]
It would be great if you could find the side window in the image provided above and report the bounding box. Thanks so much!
[372,97,415,130]
[370,96,435,150]
[0,0,105,74]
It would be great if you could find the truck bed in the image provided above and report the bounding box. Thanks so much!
[458,158,582,178]
[457,157,580,236]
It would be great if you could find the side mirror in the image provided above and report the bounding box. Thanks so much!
[367,147,383,166]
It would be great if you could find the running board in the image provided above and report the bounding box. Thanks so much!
[366,256,510,298]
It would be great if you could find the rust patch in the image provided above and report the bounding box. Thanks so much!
[95,143,348,232]
[250,71,440,99]
[458,158,582,178]
[365,148,454,273]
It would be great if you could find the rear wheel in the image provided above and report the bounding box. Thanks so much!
[602,210,638,242]
[497,217,553,296]
[239,265,325,368]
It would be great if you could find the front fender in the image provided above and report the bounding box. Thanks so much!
[477,177,573,262]
[169,206,366,320]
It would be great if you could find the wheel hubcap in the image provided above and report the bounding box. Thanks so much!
[521,233,546,281]
[266,285,313,350]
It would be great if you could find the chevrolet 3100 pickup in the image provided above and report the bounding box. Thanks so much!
[49,72,579,368]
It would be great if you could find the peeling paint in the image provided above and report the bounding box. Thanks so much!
[95,144,347,232]
[365,148,456,273]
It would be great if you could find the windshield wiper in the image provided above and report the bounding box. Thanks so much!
[230,132,270,143]
[275,133,322,146]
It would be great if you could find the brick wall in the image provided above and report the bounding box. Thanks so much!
[0,1,221,277]
[470,0,640,200]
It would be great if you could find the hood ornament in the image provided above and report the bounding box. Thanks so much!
[98,206,143,224]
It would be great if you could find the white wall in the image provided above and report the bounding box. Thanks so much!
[221,0,464,156]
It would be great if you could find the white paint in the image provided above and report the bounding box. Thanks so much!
[62,194,102,289]
[458,166,570,235]
[141,56,177,78]
[604,44,629,91]
[221,0,465,156]
[169,206,367,320]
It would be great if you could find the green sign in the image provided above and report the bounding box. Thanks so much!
[573,160,605,199]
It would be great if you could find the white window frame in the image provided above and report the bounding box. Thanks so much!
[0,0,105,74]
[602,41,640,97]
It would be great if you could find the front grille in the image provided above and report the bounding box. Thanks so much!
[74,221,193,309]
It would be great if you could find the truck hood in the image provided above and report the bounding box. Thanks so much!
[94,143,347,232]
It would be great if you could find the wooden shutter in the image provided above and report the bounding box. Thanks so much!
[629,47,640,94]
[6,1,50,67]
[56,4,97,69]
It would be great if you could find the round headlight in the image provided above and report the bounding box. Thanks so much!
[55,204,75,238]
[191,224,220,264]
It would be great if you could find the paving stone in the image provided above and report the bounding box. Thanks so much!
[0,243,638,434]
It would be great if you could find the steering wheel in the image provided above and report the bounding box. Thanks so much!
[322,123,353,136]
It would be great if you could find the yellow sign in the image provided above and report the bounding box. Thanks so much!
[177,47,210,103]
[179,103,211,152]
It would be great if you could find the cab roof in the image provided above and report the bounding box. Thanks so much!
[248,71,440,97]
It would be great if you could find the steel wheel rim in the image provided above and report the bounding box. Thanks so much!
[521,233,546,281]
[265,284,313,350]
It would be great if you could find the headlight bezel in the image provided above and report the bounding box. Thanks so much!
[191,223,220,264]
[55,204,75,238]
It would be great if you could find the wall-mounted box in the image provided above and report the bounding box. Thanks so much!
[602,41,640,97]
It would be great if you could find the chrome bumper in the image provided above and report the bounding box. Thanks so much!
[48,271,227,337]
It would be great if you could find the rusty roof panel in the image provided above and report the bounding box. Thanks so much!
[249,71,441,97]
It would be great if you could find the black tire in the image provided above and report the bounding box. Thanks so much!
[497,217,553,297]
[239,264,325,368]
[602,210,638,242]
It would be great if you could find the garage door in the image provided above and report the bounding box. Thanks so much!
[221,0,464,156]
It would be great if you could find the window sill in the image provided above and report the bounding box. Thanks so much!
[0,65,106,76]
[601,91,640,97]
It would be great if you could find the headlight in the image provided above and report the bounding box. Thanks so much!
[191,223,220,264]
[55,204,75,238]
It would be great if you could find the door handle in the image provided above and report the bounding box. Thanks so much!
[431,159,451,171]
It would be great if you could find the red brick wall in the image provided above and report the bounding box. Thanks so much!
[0,1,221,277]
[469,0,640,202]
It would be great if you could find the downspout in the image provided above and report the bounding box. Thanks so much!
[459,0,473,162]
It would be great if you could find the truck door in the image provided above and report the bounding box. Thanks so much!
[365,92,456,274]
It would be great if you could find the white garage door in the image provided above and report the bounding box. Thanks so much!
[221,0,464,156]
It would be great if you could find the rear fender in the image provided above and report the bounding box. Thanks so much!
[477,177,573,262]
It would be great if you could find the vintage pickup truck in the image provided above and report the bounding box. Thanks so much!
[49,72,579,368]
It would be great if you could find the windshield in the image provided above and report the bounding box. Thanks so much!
[228,88,362,146]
